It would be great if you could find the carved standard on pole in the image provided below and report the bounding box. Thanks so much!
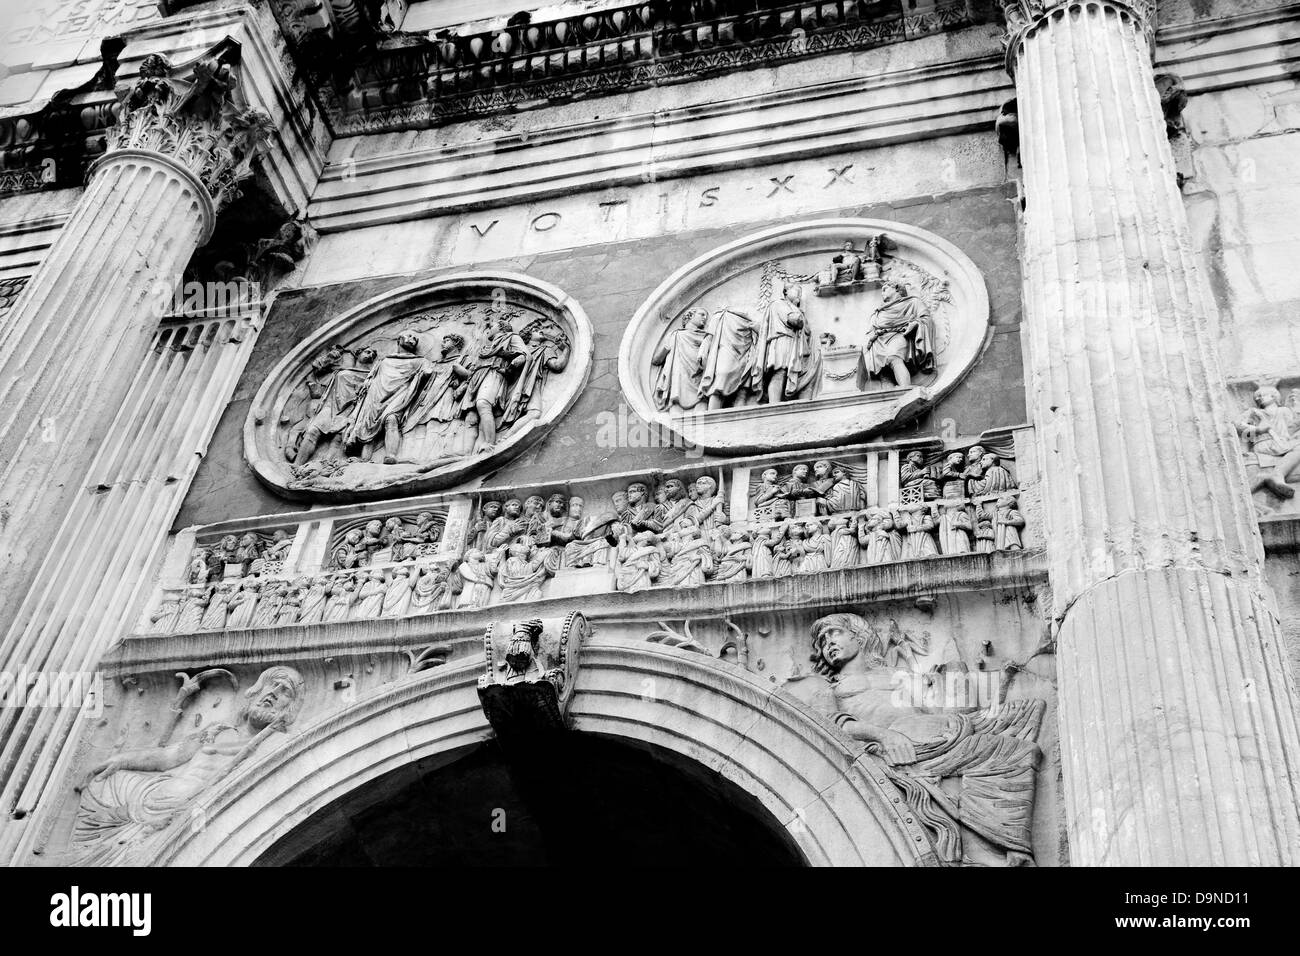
[1000,0,1300,863]
[0,38,274,860]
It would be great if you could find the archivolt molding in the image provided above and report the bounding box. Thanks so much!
[141,641,936,867]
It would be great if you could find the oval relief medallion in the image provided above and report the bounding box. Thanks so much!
[245,272,593,502]
[618,219,990,452]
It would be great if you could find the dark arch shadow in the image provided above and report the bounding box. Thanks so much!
[257,732,807,866]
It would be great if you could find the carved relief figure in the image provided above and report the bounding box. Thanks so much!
[344,330,433,464]
[613,529,663,593]
[74,666,307,866]
[502,319,570,429]
[381,565,416,617]
[758,280,819,403]
[460,316,527,452]
[288,347,377,465]
[900,450,938,502]
[494,537,558,603]
[457,549,497,609]
[993,495,1025,551]
[863,281,936,388]
[652,308,709,411]
[784,615,1044,866]
[698,306,762,409]
[663,518,713,588]
[859,507,901,565]
[1236,385,1300,499]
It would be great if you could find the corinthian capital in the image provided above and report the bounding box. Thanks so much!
[105,38,275,212]
[999,1,1157,74]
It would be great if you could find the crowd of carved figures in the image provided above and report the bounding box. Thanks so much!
[280,306,571,477]
[652,239,944,413]
[148,444,1025,634]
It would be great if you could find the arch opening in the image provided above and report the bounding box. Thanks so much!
[256,733,806,866]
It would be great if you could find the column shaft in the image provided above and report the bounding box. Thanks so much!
[1010,1,1300,864]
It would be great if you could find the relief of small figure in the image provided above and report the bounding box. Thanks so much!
[456,549,497,609]
[199,582,235,630]
[381,564,417,617]
[663,518,714,589]
[752,467,790,522]
[969,450,1015,497]
[711,527,752,583]
[994,494,1025,551]
[277,579,307,625]
[749,525,782,579]
[613,529,663,593]
[651,308,710,412]
[226,578,261,629]
[149,594,182,633]
[323,573,358,623]
[974,510,996,554]
[863,280,936,388]
[1235,384,1300,499]
[942,503,973,555]
[827,514,859,570]
[297,574,331,625]
[798,519,833,574]
[264,529,293,562]
[858,507,902,565]
[899,449,938,502]
[251,580,289,627]
[352,569,387,619]
[494,536,559,603]
[410,564,456,613]
[897,506,939,560]
[234,533,262,576]
[175,585,211,633]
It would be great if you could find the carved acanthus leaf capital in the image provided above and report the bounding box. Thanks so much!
[105,39,274,211]
[999,1,1157,75]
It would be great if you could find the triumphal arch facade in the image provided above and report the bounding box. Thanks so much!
[0,0,1298,866]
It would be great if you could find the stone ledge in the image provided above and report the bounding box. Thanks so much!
[111,548,1047,673]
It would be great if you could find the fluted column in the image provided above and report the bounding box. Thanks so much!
[1005,0,1300,864]
[0,43,272,853]
[0,151,213,620]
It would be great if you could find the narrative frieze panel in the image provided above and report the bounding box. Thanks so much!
[143,428,1037,636]
[245,272,593,502]
[619,218,990,453]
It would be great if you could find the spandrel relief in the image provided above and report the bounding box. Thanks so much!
[621,219,988,452]
[247,273,593,502]
[72,666,307,866]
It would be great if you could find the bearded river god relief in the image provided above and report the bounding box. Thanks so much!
[245,273,594,501]
[619,219,991,453]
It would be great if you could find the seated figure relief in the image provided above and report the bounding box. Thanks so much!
[784,613,1045,866]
